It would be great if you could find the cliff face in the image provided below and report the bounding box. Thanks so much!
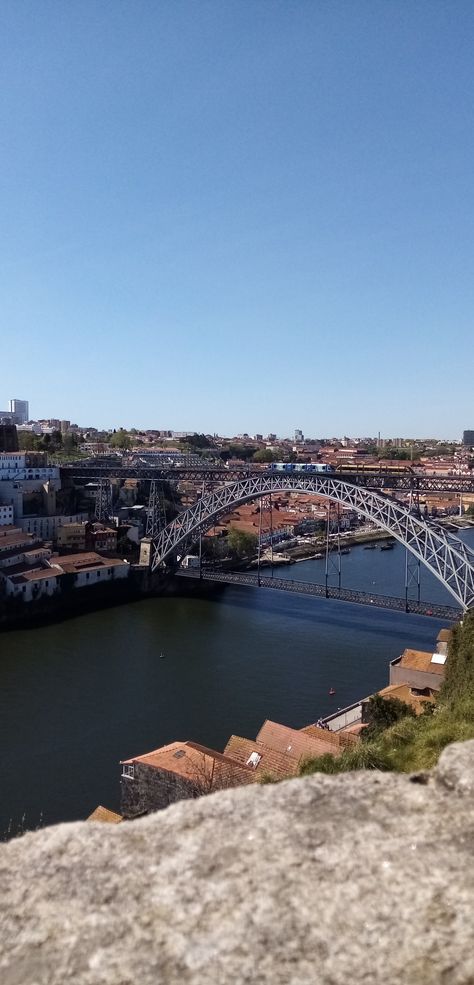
[1,741,474,985]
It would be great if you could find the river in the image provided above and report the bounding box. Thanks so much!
[1,528,473,835]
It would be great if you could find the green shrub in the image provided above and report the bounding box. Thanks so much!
[299,612,474,778]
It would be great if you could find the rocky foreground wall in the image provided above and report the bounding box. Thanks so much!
[1,740,474,985]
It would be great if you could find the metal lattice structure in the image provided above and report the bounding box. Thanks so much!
[94,479,113,523]
[63,462,474,494]
[150,474,474,610]
[146,481,167,540]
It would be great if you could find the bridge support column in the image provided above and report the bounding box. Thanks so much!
[405,549,421,612]
[325,503,342,596]
[95,479,113,523]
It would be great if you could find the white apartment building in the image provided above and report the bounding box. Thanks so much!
[1,552,129,602]
[0,452,59,481]
[18,513,88,539]
[0,504,14,526]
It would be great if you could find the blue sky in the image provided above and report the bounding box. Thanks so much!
[1,1,473,438]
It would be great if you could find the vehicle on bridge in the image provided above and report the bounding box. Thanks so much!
[335,463,415,474]
[269,462,336,474]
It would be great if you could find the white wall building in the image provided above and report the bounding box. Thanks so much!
[0,504,14,526]
[1,552,129,603]
[4,569,60,602]
[18,513,88,539]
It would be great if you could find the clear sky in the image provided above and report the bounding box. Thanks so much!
[1,1,473,438]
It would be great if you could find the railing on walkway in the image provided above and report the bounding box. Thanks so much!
[321,702,363,732]
[176,568,461,621]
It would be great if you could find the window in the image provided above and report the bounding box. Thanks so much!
[122,763,135,778]
[246,752,262,768]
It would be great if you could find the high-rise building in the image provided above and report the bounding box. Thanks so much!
[294,429,304,443]
[8,399,29,424]
[462,430,474,447]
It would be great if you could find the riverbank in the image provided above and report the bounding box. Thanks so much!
[0,568,225,631]
[283,528,394,562]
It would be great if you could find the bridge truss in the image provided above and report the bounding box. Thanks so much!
[151,474,474,610]
[64,462,474,494]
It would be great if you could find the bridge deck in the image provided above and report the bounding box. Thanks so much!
[63,463,474,493]
[177,569,461,621]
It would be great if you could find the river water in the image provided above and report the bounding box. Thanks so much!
[1,528,473,835]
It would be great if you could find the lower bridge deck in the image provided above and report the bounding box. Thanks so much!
[176,568,461,621]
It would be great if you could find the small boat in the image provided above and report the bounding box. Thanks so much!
[329,687,336,696]
[159,652,165,659]
[340,548,351,555]
[380,542,395,551]
[363,544,376,550]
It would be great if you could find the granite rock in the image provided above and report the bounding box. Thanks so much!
[1,741,474,985]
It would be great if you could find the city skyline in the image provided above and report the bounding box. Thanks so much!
[2,3,474,436]
[0,392,470,443]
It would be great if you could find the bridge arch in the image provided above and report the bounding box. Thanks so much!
[151,474,474,610]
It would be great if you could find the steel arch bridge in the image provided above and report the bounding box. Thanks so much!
[150,474,474,611]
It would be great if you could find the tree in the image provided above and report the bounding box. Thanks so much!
[18,431,40,451]
[226,528,258,559]
[252,449,278,463]
[110,429,131,450]
[362,693,416,741]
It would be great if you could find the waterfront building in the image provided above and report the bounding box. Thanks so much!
[389,647,447,693]
[120,741,255,818]
[120,717,356,818]
[1,550,130,603]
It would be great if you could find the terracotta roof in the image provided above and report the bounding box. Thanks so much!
[87,806,123,824]
[224,735,298,779]
[399,649,446,675]
[371,683,435,715]
[256,720,341,761]
[10,568,59,584]
[301,724,358,749]
[0,533,36,551]
[50,553,127,574]
[122,741,254,790]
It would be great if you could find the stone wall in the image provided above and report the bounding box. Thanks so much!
[1,740,474,984]
[120,762,196,817]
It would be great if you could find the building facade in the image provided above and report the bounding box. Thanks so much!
[8,400,29,424]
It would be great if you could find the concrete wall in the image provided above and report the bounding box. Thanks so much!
[389,661,443,692]
[325,702,363,731]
